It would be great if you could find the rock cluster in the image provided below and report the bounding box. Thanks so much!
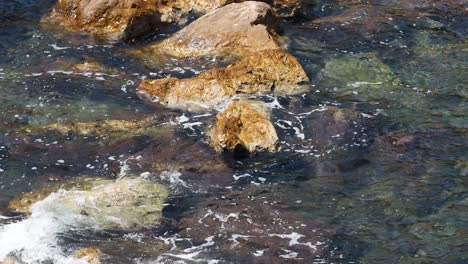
[43,0,302,41]
[141,1,280,58]
[43,1,311,154]
[43,0,231,41]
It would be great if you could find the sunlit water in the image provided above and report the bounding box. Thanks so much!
[0,0,467,263]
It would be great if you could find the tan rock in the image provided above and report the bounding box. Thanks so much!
[138,49,309,111]
[141,1,280,58]
[75,248,102,264]
[209,101,279,153]
[43,0,231,41]
[71,62,109,73]
[8,178,111,214]
[0,258,15,264]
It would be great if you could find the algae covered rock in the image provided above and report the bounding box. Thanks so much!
[9,178,111,214]
[318,52,401,89]
[316,52,417,101]
[43,0,230,41]
[10,178,168,231]
[138,1,280,58]
[209,101,279,153]
[138,49,310,111]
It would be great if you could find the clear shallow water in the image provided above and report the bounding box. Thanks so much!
[0,0,467,263]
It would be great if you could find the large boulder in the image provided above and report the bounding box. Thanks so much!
[138,49,310,111]
[137,1,280,58]
[208,101,279,153]
[43,0,231,41]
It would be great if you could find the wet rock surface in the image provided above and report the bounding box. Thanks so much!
[10,177,169,231]
[43,0,231,41]
[209,101,279,153]
[137,1,280,58]
[138,49,310,110]
[1,0,467,263]
[159,186,335,263]
[75,248,102,264]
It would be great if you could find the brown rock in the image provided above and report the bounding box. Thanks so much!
[138,49,310,110]
[0,258,15,264]
[75,248,102,264]
[71,62,110,73]
[140,1,280,58]
[209,101,279,153]
[43,0,231,41]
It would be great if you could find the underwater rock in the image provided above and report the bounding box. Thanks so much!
[43,0,230,41]
[10,178,168,231]
[209,101,279,153]
[9,178,112,214]
[318,52,400,89]
[75,248,102,264]
[36,119,153,136]
[316,52,421,102]
[138,49,310,110]
[398,43,468,98]
[71,61,113,74]
[137,1,280,58]
[170,187,333,263]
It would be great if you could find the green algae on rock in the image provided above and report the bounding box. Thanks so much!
[10,177,169,231]
[318,52,401,90]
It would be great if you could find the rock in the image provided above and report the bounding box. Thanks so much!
[209,101,279,153]
[138,1,280,58]
[318,52,401,89]
[0,258,15,264]
[75,248,102,264]
[9,178,111,214]
[162,187,333,263]
[138,49,310,110]
[11,178,168,231]
[43,0,230,41]
[271,0,302,17]
[22,117,174,143]
[71,62,112,74]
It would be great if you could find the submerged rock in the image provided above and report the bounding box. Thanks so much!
[43,0,230,41]
[209,101,279,153]
[137,1,280,58]
[138,49,310,110]
[10,178,168,231]
[318,52,401,89]
[9,178,111,214]
[167,187,333,263]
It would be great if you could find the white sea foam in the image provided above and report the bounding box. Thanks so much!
[0,191,91,264]
[160,171,188,189]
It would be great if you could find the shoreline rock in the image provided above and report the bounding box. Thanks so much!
[208,101,279,153]
[9,177,169,231]
[43,0,231,41]
[135,1,280,58]
[138,49,310,111]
